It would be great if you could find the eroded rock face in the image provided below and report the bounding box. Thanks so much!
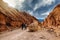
[0,13,6,25]
[43,4,60,28]
[0,0,41,32]
[42,4,60,36]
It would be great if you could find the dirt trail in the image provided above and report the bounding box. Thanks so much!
[0,29,60,40]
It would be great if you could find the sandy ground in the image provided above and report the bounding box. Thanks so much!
[0,29,60,40]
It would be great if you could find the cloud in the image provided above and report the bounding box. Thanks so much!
[39,11,50,19]
[34,0,55,11]
[27,10,33,15]
[15,0,55,11]
[19,0,25,2]
[3,0,16,7]
[16,0,56,19]
[3,0,25,8]
[17,0,25,7]
[41,11,50,15]
[3,0,58,19]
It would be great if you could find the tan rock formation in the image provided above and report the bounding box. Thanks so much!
[0,0,41,32]
[42,4,60,36]
[43,4,60,28]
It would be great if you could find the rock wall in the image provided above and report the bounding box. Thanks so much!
[0,0,41,32]
[42,4,60,29]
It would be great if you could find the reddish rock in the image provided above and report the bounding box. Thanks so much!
[0,0,41,32]
[0,24,7,32]
[0,12,6,25]
[42,4,60,29]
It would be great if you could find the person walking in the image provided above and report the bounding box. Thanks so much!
[21,23,27,30]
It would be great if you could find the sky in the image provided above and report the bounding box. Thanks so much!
[3,0,60,19]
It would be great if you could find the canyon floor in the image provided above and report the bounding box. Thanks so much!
[0,28,60,40]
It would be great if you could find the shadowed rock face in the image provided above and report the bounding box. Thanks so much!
[42,4,60,29]
[0,0,41,32]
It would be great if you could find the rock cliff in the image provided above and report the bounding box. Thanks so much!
[42,4,60,29]
[0,0,41,32]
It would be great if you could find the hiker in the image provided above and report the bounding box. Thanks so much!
[21,23,27,30]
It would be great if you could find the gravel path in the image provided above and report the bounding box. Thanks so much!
[0,29,60,40]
